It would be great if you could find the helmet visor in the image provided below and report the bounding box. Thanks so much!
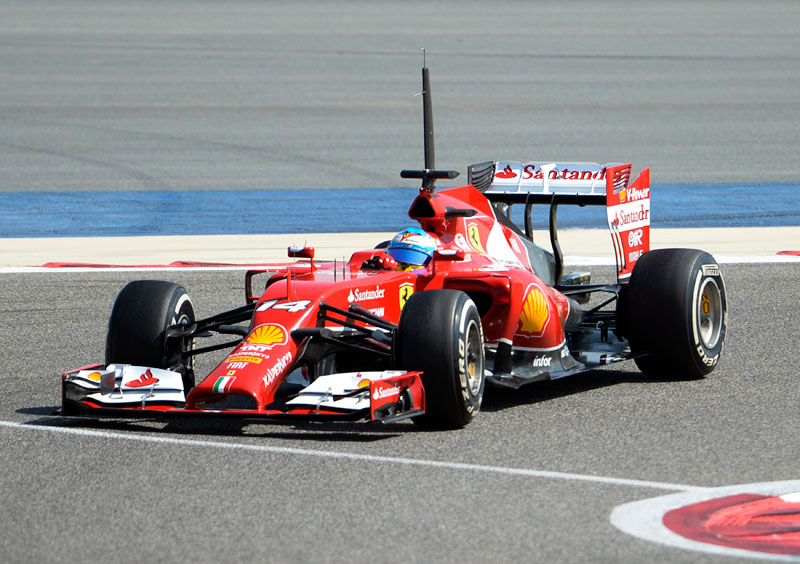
[387,247,431,266]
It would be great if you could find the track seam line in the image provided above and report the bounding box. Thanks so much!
[0,419,705,492]
[1,254,798,273]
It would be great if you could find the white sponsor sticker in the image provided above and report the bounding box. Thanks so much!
[348,286,385,303]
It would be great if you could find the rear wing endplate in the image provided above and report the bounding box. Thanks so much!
[469,161,650,281]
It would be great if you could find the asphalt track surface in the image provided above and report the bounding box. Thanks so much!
[1,2,799,563]
[2,264,799,564]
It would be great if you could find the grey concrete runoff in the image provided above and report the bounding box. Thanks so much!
[1,1,798,193]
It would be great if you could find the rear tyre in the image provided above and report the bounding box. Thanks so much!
[106,280,195,388]
[395,290,485,429]
[625,249,727,379]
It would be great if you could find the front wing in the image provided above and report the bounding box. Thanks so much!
[61,365,425,424]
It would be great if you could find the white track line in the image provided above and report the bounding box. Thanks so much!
[0,419,703,492]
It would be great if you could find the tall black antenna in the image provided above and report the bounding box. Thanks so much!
[401,49,460,192]
[422,51,435,172]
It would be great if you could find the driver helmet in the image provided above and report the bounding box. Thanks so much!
[386,227,436,268]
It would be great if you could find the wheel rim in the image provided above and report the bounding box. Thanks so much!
[465,318,484,395]
[166,311,194,368]
[696,277,723,349]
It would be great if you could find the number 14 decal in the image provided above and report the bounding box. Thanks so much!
[256,299,312,313]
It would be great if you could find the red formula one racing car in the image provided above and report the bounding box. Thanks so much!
[61,66,728,429]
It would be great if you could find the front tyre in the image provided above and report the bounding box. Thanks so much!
[625,248,727,379]
[106,280,195,387]
[394,290,485,429]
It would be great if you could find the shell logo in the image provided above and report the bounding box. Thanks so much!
[87,372,102,382]
[246,324,287,347]
[619,188,627,202]
[518,286,550,336]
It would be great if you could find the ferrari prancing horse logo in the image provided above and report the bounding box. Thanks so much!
[467,224,486,253]
[399,283,414,310]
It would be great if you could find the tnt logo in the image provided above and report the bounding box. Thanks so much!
[628,229,643,248]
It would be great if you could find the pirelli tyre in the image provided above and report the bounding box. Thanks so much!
[106,280,196,387]
[625,248,727,379]
[394,289,485,429]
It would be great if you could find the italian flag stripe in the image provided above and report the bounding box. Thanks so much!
[213,376,234,393]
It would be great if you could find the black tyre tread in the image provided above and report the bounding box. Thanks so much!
[633,355,678,380]
[395,289,483,429]
[626,248,726,379]
[105,280,193,369]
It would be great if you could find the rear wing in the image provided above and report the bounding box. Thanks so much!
[480,161,618,196]
[468,161,650,281]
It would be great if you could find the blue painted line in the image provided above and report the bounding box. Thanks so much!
[1,183,798,238]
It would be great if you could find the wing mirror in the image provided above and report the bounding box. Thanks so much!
[288,246,316,272]
[288,246,315,259]
[433,248,466,262]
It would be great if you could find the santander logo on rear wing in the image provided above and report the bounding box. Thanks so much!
[488,161,619,194]
[482,161,650,280]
